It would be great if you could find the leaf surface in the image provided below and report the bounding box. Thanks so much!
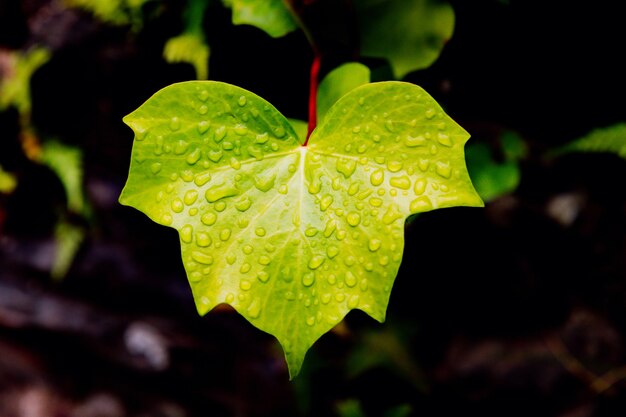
[120,81,482,377]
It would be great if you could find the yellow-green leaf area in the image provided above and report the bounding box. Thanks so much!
[120,81,481,378]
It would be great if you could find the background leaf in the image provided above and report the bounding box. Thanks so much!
[554,123,626,159]
[120,80,481,377]
[317,62,371,124]
[222,0,298,38]
[356,0,455,78]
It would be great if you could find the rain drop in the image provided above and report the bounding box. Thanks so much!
[201,212,217,226]
[308,256,325,270]
[180,225,193,243]
[191,251,213,265]
[196,232,211,247]
[346,212,361,227]
[171,199,184,213]
[390,176,411,190]
[370,169,384,186]
[184,190,198,205]
[368,238,381,252]
[302,272,315,287]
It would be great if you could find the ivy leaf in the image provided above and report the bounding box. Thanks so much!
[222,0,298,38]
[356,0,455,78]
[119,81,482,377]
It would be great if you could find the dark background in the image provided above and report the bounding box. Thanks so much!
[1,0,625,416]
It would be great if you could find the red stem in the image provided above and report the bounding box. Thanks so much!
[304,54,321,146]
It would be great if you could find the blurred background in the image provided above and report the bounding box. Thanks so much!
[1,0,625,416]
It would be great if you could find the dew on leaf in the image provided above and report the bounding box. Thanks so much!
[302,272,315,286]
[348,295,360,309]
[379,255,390,266]
[226,293,235,303]
[180,224,193,243]
[226,254,237,265]
[320,195,333,211]
[214,126,226,142]
[335,293,345,302]
[382,204,402,225]
[234,124,248,136]
[191,251,213,265]
[390,176,411,190]
[305,227,318,237]
[321,293,331,304]
[414,178,427,195]
[346,212,361,226]
[436,161,452,178]
[150,162,162,174]
[370,169,384,186]
[197,121,210,134]
[174,140,189,155]
[219,229,231,241]
[257,271,269,283]
[336,230,347,240]
[186,148,201,165]
[235,197,252,212]
[368,238,382,252]
[190,271,202,283]
[205,183,239,203]
[369,197,383,207]
[348,182,360,196]
[323,219,337,237]
[255,133,269,144]
[308,256,325,270]
[243,244,253,254]
[238,96,247,106]
[196,232,211,247]
[171,199,184,213]
[201,212,217,226]
[255,227,266,237]
[425,108,436,119]
[410,196,433,213]
[258,255,271,265]
[169,117,181,131]
[387,160,403,172]
[278,184,288,194]
[194,172,211,187]
[336,158,357,178]
[405,135,426,147]
[306,316,316,327]
[240,263,251,273]
[183,190,198,205]
[360,279,369,291]
[208,150,223,163]
[437,133,452,147]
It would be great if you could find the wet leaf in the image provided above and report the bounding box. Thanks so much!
[120,80,481,377]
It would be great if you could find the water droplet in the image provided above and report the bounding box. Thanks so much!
[285,291,296,301]
[359,279,369,291]
[410,196,433,213]
[385,119,394,132]
[196,232,211,247]
[437,133,452,147]
[274,126,286,138]
[369,197,383,207]
[226,293,235,303]
[192,173,210,188]
[235,197,252,212]
[346,212,361,227]
[257,271,269,283]
[171,198,184,213]
[308,255,325,270]
[335,293,345,302]
[258,255,271,265]
[243,244,253,254]
[228,157,241,170]
[278,184,288,194]
[201,212,217,226]
[368,238,381,252]
[348,295,360,308]
[305,227,318,237]
[198,90,209,101]
[234,124,248,136]
[387,160,403,172]
[425,108,436,119]
[254,133,270,145]
[405,135,426,147]
[320,195,333,211]
[240,263,251,273]
[412,178,426,195]
[302,272,315,286]
[247,297,261,318]
[370,169,384,186]
[254,174,276,192]
[226,254,237,265]
[238,96,247,106]
[321,293,332,304]
[323,219,337,238]
[190,271,202,283]
[436,162,452,178]
[183,190,198,206]
[180,225,193,243]
[326,245,339,259]
[336,230,347,240]
[379,255,389,266]
[169,117,181,131]
[204,150,220,163]
[191,251,213,265]
[344,272,357,288]
[336,158,357,178]
[189,208,198,216]
[197,120,210,134]
[215,201,226,212]
[214,126,226,142]
[219,229,231,241]
[184,148,200,165]
[174,140,189,155]
[205,183,239,203]
[150,162,162,174]
[306,316,316,327]
[390,176,411,190]
[239,280,251,290]
[382,204,402,225]
[255,227,266,237]
[353,126,361,134]
[348,182,360,196]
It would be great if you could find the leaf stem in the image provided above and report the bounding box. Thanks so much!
[304,53,321,146]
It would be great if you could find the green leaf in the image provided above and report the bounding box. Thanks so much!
[52,220,85,280]
[120,80,482,377]
[466,131,526,202]
[555,123,626,159]
[0,47,50,115]
[40,141,87,215]
[356,0,455,78]
[0,165,17,194]
[317,63,371,124]
[163,33,210,80]
[222,0,298,38]
[65,0,150,27]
